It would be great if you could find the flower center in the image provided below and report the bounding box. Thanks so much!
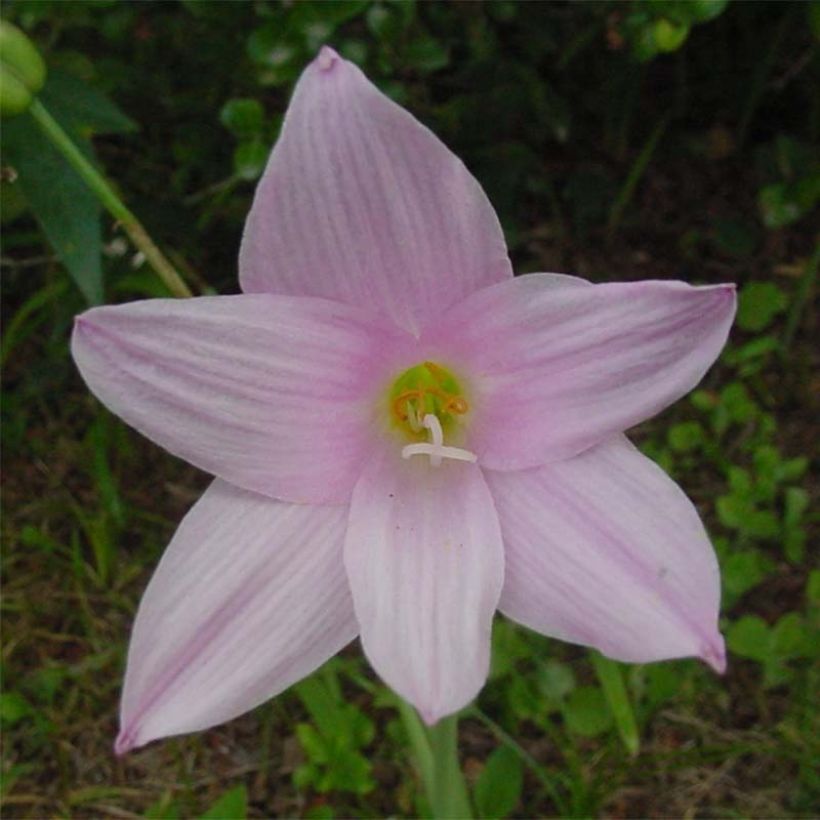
[387,361,477,467]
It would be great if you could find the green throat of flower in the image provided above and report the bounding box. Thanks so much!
[387,361,477,467]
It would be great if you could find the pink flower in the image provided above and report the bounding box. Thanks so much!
[71,47,736,754]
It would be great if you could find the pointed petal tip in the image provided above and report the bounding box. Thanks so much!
[315,45,341,73]
[701,635,727,675]
[72,306,111,339]
[706,282,737,318]
[113,726,139,757]
[715,281,737,303]
[72,311,94,334]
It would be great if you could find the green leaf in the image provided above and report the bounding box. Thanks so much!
[220,98,264,140]
[784,486,809,528]
[771,613,808,658]
[632,662,686,710]
[295,676,349,738]
[506,675,541,719]
[758,182,801,229]
[737,282,788,332]
[28,665,68,706]
[777,456,809,483]
[728,335,779,364]
[289,0,369,31]
[653,18,689,52]
[722,550,773,606]
[474,746,524,819]
[1,110,103,305]
[716,494,748,529]
[144,795,180,819]
[667,421,704,452]
[728,466,752,494]
[489,620,530,678]
[38,70,137,138]
[562,686,613,737]
[690,0,729,22]
[727,615,771,661]
[233,140,269,181]
[720,382,757,423]
[246,25,301,84]
[806,570,820,605]
[0,691,35,726]
[293,675,375,796]
[199,785,247,820]
[405,34,450,73]
[538,659,576,701]
[690,389,717,412]
[366,3,412,40]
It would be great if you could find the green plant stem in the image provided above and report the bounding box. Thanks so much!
[397,703,473,818]
[427,714,472,819]
[781,239,820,351]
[27,98,193,299]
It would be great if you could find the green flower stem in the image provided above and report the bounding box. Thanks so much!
[398,704,472,819]
[427,714,473,819]
[28,98,193,299]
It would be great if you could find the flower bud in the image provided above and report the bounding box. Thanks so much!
[0,21,46,116]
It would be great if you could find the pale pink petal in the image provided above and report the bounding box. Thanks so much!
[72,294,407,504]
[116,480,356,753]
[429,275,736,469]
[344,451,504,722]
[486,436,725,670]
[239,46,512,335]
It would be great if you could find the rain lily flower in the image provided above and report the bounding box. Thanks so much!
[71,47,736,754]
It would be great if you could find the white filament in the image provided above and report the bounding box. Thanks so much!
[401,414,477,467]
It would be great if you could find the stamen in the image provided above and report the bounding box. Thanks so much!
[401,414,477,467]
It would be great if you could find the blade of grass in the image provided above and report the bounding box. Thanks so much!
[590,652,640,756]
[607,112,671,238]
[737,6,794,149]
[0,279,67,368]
[468,706,572,816]
[28,98,193,298]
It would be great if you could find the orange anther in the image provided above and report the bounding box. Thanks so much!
[393,389,422,421]
[423,361,447,383]
[444,396,469,415]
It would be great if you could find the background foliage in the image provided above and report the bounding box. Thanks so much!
[2,1,818,817]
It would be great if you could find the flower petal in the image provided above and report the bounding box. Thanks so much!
[116,480,357,753]
[344,451,504,722]
[72,294,405,504]
[486,436,725,670]
[239,46,512,335]
[432,275,736,469]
